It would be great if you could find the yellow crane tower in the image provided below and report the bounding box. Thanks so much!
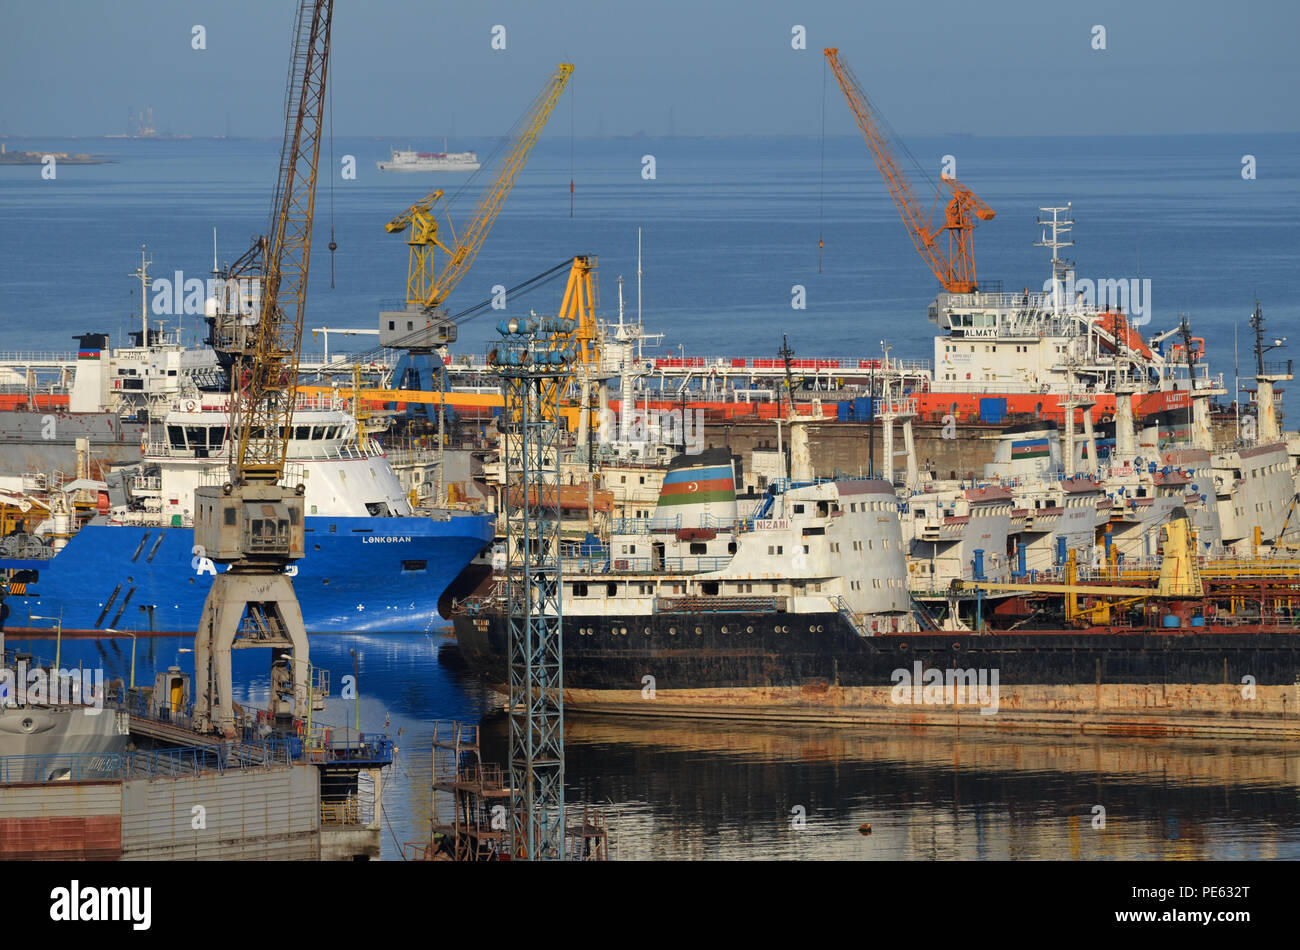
[192,0,333,737]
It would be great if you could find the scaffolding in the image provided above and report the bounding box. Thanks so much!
[491,318,571,860]
[428,720,510,861]
[412,719,611,862]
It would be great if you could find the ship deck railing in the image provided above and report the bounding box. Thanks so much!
[566,555,733,575]
[612,513,741,535]
[0,740,301,786]
[0,350,77,365]
[110,689,395,769]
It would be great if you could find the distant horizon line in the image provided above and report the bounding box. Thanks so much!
[2,130,1297,143]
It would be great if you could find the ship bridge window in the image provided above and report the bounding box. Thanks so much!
[689,542,708,555]
[606,582,618,597]
[793,504,805,514]
[572,582,589,597]
[295,426,310,440]
[167,425,186,450]
[312,426,326,440]
[702,581,719,596]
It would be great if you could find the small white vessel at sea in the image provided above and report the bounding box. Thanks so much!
[377,143,480,173]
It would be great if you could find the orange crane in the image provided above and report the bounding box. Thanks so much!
[824,47,994,293]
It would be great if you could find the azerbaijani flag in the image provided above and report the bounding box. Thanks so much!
[656,463,735,507]
[1010,437,1050,460]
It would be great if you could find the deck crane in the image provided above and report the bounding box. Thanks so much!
[192,0,333,737]
[824,47,995,294]
[380,64,573,428]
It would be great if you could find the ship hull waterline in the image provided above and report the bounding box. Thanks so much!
[2,514,495,637]
[452,610,1300,740]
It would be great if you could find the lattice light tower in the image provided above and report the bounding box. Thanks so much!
[489,315,575,860]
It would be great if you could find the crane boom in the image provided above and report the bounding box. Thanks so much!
[232,0,334,484]
[824,47,994,293]
[387,63,573,311]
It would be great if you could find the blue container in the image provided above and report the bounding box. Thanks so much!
[1190,616,1205,627]
[979,397,1007,424]
[837,402,851,422]
[854,397,873,419]
[1161,615,1182,628]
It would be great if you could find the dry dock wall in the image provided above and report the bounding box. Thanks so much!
[0,763,320,860]
[119,764,319,860]
[0,782,121,860]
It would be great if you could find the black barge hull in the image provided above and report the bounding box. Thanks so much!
[452,610,1300,739]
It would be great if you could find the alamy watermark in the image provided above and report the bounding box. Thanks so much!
[1042,269,1152,325]
[598,405,705,455]
[1,661,106,713]
[150,271,261,317]
[890,661,999,715]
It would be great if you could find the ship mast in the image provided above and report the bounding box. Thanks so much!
[131,244,152,346]
[1034,204,1074,317]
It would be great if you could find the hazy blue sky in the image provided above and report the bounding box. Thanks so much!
[3,0,1297,138]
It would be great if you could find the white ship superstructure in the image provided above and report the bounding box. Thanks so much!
[376,148,481,173]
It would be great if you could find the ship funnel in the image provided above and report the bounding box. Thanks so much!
[70,333,111,413]
[652,447,737,529]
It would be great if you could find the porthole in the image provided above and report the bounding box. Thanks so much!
[695,626,702,635]
[746,625,754,634]
[669,627,676,636]
[952,641,961,651]
[815,625,823,633]
[643,628,651,636]
[721,625,728,634]
[899,642,908,651]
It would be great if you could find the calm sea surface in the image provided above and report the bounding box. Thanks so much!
[3,133,1299,859]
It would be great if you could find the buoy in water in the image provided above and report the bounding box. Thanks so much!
[858,823,872,835]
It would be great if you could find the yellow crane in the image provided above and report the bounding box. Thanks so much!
[385,63,574,315]
[309,255,601,432]
[193,0,333,736]
[954,511,1204,624]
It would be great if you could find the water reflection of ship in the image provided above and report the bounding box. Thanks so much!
[552,715,1297,860]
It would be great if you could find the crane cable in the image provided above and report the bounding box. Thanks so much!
[327,48,337,289]
[818,55,826,274]
[569,65,575,218]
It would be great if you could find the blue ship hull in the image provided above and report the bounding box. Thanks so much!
[2,514,495,635]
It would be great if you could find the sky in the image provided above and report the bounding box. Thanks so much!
[1,0,1298,139]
